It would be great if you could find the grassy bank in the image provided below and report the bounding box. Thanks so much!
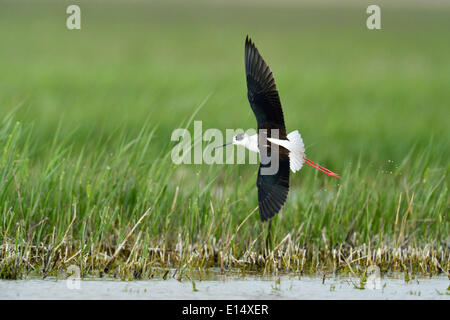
[0,1,449,279]
[0,116,447,280]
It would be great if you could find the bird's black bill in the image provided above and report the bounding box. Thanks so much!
[215,142,232,149]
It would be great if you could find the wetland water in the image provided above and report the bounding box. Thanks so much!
[1,274,448,300]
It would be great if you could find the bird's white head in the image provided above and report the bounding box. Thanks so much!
[215,132,258,152]
[232,133,250,147]
[215,132,254,151]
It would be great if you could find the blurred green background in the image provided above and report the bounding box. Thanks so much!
[1,0,449,168]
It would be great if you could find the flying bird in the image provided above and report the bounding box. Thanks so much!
[218,36,339,230]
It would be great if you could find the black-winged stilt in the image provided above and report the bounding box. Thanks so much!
[218,36,339,242]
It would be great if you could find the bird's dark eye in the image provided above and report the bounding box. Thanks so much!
[235,133,244,141]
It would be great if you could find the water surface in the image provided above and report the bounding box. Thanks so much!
[1,273,448,300]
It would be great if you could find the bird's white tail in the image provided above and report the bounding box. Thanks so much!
[266,130,305,173]
[287,130,305,173]
[267,131,340,177]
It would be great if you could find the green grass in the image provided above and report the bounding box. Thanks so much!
[0,1,448,279]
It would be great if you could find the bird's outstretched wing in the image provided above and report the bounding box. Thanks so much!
[245,36,290,221]
[245,36,286,137]
[257,157,290,222]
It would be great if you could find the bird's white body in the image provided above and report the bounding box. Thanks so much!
[232,130,305,173]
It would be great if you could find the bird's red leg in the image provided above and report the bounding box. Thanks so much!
[304,157,340,178]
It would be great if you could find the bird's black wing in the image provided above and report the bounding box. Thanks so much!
[257,156,290,222]
[245,36,286,137]
[245,36,290,221]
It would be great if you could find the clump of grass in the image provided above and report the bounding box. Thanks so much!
[0,117,448,280]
